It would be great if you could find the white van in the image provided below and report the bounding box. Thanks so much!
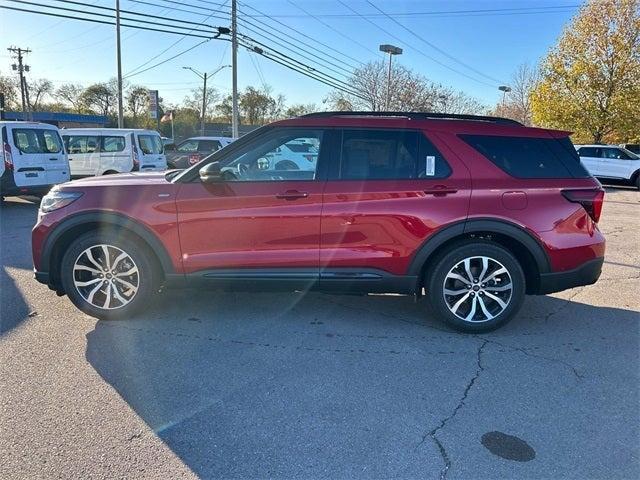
[61,128,166,177]
[1,121,70,197]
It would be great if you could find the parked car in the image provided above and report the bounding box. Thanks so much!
[1,121,70,198]
[61,128,166,177]
[165,136,234,169]
[619,143,640,155]
[33,112,605,333]
[575,144,640,189]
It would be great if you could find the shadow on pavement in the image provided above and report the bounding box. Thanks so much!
[85,292,639,478]
[0,199,39,334]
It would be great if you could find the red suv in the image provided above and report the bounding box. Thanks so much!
[32,112,605,332]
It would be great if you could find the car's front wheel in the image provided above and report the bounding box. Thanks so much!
[425,241,526,333]
[60,231,158,320]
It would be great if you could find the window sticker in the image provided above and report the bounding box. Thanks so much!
[425,155,435,176]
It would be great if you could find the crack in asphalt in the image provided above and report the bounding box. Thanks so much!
[416,340,488,480]
[544,288,585,324]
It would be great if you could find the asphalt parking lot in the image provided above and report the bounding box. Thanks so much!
[1,188,638,480]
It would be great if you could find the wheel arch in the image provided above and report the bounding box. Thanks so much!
[42,211,175,292]
[408,219,551,295]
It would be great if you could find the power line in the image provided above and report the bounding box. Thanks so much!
[285,0,384,60]
[125,0,227,20]
[237,1,365,67]
[125,0,230,77]
[239,4,580,18]
[0,2,220,39]
[335,0,497,88]
[366,1,505,85]
[237,20,354,78]
[124,39,214,78]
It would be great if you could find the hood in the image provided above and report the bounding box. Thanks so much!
[62,172,171,188]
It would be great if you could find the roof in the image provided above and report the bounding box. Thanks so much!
[60,127,159,134]
[4,111,108,124]
[186,136,234,141]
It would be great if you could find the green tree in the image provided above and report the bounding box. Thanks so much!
[55,83,86,113]
[81,83,116,116]
[0,74,20,110]
[531,0,640,143]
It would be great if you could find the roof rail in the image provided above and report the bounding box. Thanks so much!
[299,111,523,126]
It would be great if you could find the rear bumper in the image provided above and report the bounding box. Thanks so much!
[1,170,52,196]
[537,257,604,294]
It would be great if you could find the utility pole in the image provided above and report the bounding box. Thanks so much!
[231,0,239,138]
[115,0,124,128]
[8,46,31,119]
[201,72,208,136]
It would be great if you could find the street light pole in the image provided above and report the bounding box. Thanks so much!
[115,0,124,128]
[379,44,403,111]
[498,85,511,108]
[183,65,231,136]
[231,0,239,138]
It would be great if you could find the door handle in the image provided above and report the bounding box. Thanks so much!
[276,190,309,200]
[424,185,458,196]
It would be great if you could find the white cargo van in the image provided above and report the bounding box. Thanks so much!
[1,121,70,198]
[61,128,166,177]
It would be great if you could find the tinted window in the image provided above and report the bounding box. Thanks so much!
[602,147,636,160]
[338,129,449,180]
[460,135,590,179]
[138,134,163,154]
[64,135,99,154]
[198,140,221,152]
[577,147,601,158]
[13,128,62,154]
[102,136,126,153]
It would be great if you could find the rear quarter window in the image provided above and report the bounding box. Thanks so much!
[460,134,590,179]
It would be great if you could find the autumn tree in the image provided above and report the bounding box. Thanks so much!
[126,86,149,119]
[0,74,19,109]
[80,83,116,116]
[531,0,640,143]
[183,85,220,122]
[328,60,486,114]
[494,63,538,125]
[28,78,54,111]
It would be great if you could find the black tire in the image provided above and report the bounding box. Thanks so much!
[60,230,158,320]
[635,174,640,191]
[425,241,526,333]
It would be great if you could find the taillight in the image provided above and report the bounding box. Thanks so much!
[3,142,13,170]
[132,144,140,171]
[562,188,604,223]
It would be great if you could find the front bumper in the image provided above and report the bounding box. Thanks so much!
[537,257,604,294]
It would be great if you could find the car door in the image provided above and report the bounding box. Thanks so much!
[175,128,328,287]
[65,135,100,176]
[319,128,471,288]
[9,126,68,188]
[576,147,602,177]
[601,147,637,179]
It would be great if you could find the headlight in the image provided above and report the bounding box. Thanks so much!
[40,191,83,213]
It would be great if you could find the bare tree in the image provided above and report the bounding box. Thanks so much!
[55,83,85,112]
[328,60,486,114]
[494,63,538,125]
[28,78,54,111]
[183,86,220,121]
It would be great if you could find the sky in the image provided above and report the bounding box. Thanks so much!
[1,0,583,109]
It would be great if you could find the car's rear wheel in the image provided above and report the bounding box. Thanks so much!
[60,231,157,320]
[425,241,525,333]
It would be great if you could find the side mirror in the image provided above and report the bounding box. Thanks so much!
[199,162,223,183]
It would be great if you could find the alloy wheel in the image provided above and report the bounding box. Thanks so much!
[72,244,139,310]
[442,256,513,323]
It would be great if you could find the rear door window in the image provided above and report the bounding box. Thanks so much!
[460,134,590,178]
[338,129,450,180]
[198,140,221,152]
[12,128,62,154]
[102,136,126,153]
[577,147,601,158]
[138,134,163,154]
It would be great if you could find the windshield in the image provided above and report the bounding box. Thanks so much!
[620,147,640,159]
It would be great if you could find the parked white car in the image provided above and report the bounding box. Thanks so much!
[259,138,320,171]
[61,128,166,177]
[575,144,640,190]
[1,121,70,198]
